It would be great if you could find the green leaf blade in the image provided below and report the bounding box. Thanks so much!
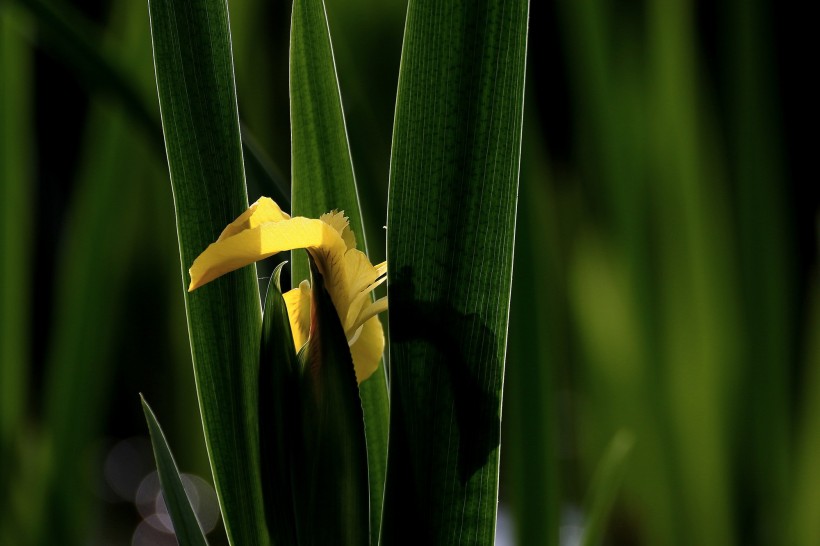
[289,1,389,542]
[0,2,33,471]
[142,396,210,546]
[581,430,635,546]
[0,8,33,539]
[290,0,365,283]
[382,1,529,544]
[296,257,370,546]
[258,264,300,545]
[147,0,267,542]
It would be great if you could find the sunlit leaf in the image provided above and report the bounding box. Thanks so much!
[382,0,529,543]
[147,0,268,541]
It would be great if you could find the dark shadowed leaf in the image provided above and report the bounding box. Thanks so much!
[258,263,300,545]
[293,256,370,545]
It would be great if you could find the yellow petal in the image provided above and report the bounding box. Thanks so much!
[349,316,384,383]
[283,280,311,352]
[217,197,290,241]
[347,296,388,340]
[189,216,344,291]
[320,210,356,250]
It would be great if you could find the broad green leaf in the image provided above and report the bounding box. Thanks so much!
[382,0,529,543]
[147,0,268,542]
[141,396,210,546]
[258,263,300,545]
[290,0,388,541]
[294,256,370,545]
[581,430,635,546]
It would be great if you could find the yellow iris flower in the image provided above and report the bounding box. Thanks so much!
[188,197,387,383]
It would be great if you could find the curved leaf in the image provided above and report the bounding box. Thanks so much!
[142,396,210,546]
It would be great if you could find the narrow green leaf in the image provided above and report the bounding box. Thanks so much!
[725,0,791,540]
[258,263,300,545]
[290,0,366,283]
[581,430,635,546]
[0,5,33,538]
[295,256,370,545]
[147,0,268,542]
[793,284,820,545]
[0,1,33,472]
[382,0,529,543]
[290,0,388,541]
[504,125,561,546]
[142,396,210,546]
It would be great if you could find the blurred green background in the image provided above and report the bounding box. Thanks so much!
[0,0,815,544]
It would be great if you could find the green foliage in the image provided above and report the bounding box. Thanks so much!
[258,264,301,545]
[381,0,529,543]
[581,430,635,546]
[147,0,268,542]
[142,397,210,546]
[0,6,33,542]
[259,262,370,545]
[289,0,389,541]
[295,258,370,545]
[504,126,561,546]
[3,0,815,544]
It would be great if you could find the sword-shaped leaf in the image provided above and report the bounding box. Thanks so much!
[290,1,388,541]
[382,0,529,543]
[141,397,210,546]
[258,263,300,545]
[147,0,268,541]
[294,256,370,545]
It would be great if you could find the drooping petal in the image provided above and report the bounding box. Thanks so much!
[283,280,311,352]
[349,316,384,383]
[189,216,344,291]
[347,297,388,341]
